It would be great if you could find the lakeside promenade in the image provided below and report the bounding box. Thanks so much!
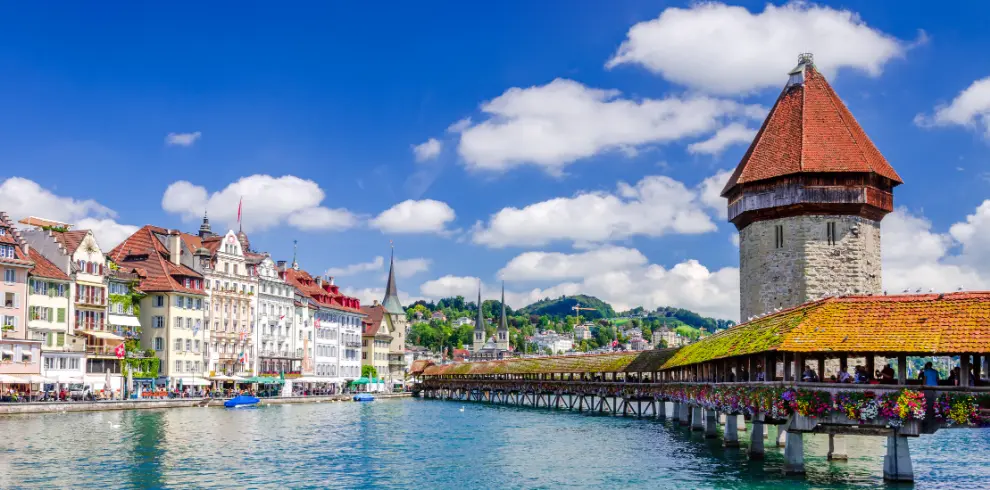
[0,392,411,415]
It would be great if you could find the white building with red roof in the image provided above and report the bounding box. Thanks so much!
[0,211,42,378]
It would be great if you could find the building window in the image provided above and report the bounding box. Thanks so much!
[826,221,837,246]
[154,337,164,351]
[0,245,14,259]
[175,360,182,373]
[4,268,15,283]
[155,295,165,307]
[774,224,784,249]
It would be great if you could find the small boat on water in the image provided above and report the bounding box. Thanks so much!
[224,394,260,408]
[353,393,375,402]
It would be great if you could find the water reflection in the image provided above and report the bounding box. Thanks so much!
[0,399,987,489]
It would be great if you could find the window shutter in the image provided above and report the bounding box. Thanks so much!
[57,308,65,323]
[13,293,18,308]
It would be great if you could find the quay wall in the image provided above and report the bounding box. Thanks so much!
[0,392,412,415]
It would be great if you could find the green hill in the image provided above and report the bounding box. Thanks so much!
[517,295,616,320]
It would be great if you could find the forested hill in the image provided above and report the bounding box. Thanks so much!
[516,295,616,320]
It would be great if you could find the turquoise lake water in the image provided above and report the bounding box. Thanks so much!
[0,398,988,489]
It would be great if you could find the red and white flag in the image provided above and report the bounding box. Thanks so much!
[114,343,126,359]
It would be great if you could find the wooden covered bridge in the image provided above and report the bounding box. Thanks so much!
[412,292,990,482]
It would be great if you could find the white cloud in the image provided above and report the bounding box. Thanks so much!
[420,255,740,320]
[472,174,716,248]
[455,78,764,173]
[326,256,385,277]
[287,207,358,231]
[325,256,431,279]
[76,218,139,251]
[370,199,455,234]
[161,174,358,232]
[687,123,758,155]
[165,131,202,147]
[447,118,472,134]
[698,169,732,219]
[881,208,986,293]
[498,246,648,281]
[730,233,740,247]
[342,287,422,308]
[915,76,990,137]
[606,2,909,95]
[0,177,136,249]
[412,138,442,162]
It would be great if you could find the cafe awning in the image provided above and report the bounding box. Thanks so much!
[107,314,141,328]
[79,330,125,342]
[239,376,283,384]
[15,375,54,384]
[174,377,210,386]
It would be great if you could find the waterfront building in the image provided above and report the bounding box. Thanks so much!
[283,261,363,390]
[108,226,208,387]
[26,248,84,383]
[361,304,392,381]
[724,53,901,321]
[182,219,258,379]
[0,212,42,377]
[257,256,300,376]
[20,221,127,390]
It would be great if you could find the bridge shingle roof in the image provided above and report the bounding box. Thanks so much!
[660,292,990,369]
[421,349,679,376]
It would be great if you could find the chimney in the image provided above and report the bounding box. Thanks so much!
[277,260,286,271]
[326,276,334,286]
[314,276,322,286]
[167,230,181,266]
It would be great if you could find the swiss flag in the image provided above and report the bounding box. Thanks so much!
[114,343,126,359]
[611,340,618,347]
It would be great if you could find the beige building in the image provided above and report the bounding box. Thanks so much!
[109,226,208,387]
[360,250,408,387]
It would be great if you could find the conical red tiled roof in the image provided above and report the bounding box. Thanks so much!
[721,61,902,196]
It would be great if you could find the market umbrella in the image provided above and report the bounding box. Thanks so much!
[105,369,112,397]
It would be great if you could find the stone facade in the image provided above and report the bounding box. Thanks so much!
[739,214,881,320]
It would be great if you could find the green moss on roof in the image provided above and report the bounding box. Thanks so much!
[422,349,681,376]
[661,304,812,369]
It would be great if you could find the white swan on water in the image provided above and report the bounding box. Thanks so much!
[459,407,465,412]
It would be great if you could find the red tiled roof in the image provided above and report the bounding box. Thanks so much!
[663,292,990,369]
[51,230,90,255]
[282,267,364,314]
[107,225,205,295]
[722,63,902,196]
[0,213,32,267]
[361,305,385,335]
[28,248,68,280]
[409,359,434,375]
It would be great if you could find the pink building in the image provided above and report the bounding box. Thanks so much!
[0,211,41,376]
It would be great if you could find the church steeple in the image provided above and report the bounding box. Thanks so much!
[497,282,509,351]
[381,241,404,315]
[473,282,487,352]
[198,211,213,238]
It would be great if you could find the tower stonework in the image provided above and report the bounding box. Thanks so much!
[724,54,901,321]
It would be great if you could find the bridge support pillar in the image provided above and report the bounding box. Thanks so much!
[737,415,747,432]
[724,413,740,447]
[679,403,691,426]
[704,410,718,438]
[671,402,680,422]
[749,413,765,459]
[828,434,848,461]
[883,434,913,482]
[783,431,805,475]
[657,401,666,419]
[777,426,787,447]
[691,406,704,431]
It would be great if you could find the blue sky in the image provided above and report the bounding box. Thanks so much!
[3,1,990,321]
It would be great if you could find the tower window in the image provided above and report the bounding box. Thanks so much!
[774,225,784,248]
[826,222,837,245]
